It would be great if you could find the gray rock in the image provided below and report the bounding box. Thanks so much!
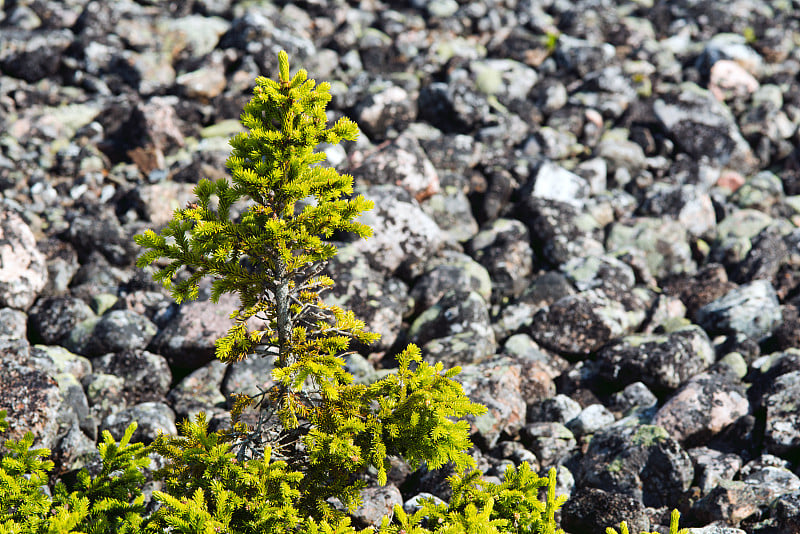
[692,480,761,527]
[732,170,785,212]
[520,422,577,469]
[0,308,26,339]
[409,251,492,314]
[53,421,99,474]
[596,136,647,176]
[352,484,403,529]
[639,183,717,238]
[351,132,440,201]
[353,185,445,280]
[150,291,253,369]
[561,254,636,295]
[418,81,491,134]
[561,487,650,534]
[470,58,538,105]
[422,332,495,367]
[0,207,47,310]
[409,289,494,350]
[66,212,140,266]
[0,356,61,451]
[420,185,479,243]
[653,82,758,174]
[652,369,749,447]
[503,333,568,377]
[607,382,658,417]
[324,247,409,354]
[176,63,227,103]
[466,218,534,302]
[710,209,775,266]
[606,216,696,279]
[92,350,171,405]
[765,491,800,534]
[695,280,782,341]
[86,310,158,356]
[130,181,198,227]
[353,85,416,141]
[459,357,526,449]
[529,290,637,356]
[570,66,638,119]
[515,197,604,267]
[595,325,715,395]
[167,359,229,423]
[221,350,277,401]
[25,344,95,439]
[566,404,616,438]
[101,401,177,444]
[574,421,693,508]
[686,527,746,534]
[688,447,743,497]
[528,394,582,425]
[555,35,616,77]
[0,29,74,83]
[742,463,800,503]
[762,371,800,456]
[527,161,590,207]
[37,238,80,295]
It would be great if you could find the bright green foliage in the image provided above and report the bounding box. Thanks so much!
[605,509,689,534]
[0,410,150,534]
[381,464,567,534]
[143,413,307,534]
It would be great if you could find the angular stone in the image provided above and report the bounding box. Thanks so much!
[695,280,782,341]
[596,325,715,395]
[0,208,47,310]
[574,421,693,508]
[529,290,636,356]
[653,369,749,446]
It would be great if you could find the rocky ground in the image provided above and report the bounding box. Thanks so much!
[2,0,800,532]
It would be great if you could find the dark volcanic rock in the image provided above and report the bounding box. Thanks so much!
[528,290,636,356]
[561,487,650,534]
[573,421,694,509]
[595,325,715,395]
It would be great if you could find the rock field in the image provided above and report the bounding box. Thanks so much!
[2,0,800,532]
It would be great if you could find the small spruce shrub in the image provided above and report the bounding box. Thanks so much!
[0,51,688,534]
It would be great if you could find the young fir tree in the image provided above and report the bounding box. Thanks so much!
[134,49,499,529]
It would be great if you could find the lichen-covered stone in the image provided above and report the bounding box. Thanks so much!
[409,289,494,349]
[466,218,534,301]
[0,207,47,310]
[351,185,445,280]
[595,325,715,394]
[652,369,749,446]
[606,216,696,279]
[528,290,638,356]
[85,310,158,356]
[695,279,782,341]
[520,422,577,469]
[653,82,758,174]
[762,370,800,456]
[574,421,693,508]
[561,487,650,534]
[458,357,525,449]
